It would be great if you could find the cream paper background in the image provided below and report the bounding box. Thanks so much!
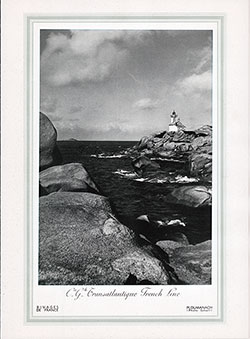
[1,0,249,338]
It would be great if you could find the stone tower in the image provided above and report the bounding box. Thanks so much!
[169,110,179,132]
[168,111,186,132]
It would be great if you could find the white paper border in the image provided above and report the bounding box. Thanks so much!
[1,0,249,338]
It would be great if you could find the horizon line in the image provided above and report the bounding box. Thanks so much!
[57,139,139,142]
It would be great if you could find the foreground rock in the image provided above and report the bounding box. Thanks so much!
[39,163,99,195]
[40,112,62,171]
[167,185,212,208]
[39,192,174,285]
[168,240,212,284]
[156,240,188,253]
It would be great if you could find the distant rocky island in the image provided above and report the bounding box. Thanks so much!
[125,111,212,183]
[39,111,212,285]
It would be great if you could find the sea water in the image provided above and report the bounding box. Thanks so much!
[57,140,211,244]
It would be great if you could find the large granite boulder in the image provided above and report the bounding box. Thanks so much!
[40,112,62,171]
[167,185,212,208]
[156,239,188,253]
[168,240,212,284]
[39,192,173,285]
[39,163,99,195]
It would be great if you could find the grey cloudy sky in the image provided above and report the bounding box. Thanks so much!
[40,29,212,140]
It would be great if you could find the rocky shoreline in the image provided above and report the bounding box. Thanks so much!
[39,112,212,285]
[124,125,212,183]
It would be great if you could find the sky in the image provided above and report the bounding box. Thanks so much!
[40,29,212,140]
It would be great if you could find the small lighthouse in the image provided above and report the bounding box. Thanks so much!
[168,110,186,132]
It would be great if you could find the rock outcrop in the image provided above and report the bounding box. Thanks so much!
[127,125,212,181]
[156,240,188,253]
[39,112,62,171]
[39,192,173,285]
[189,153,212,181]
[167,240,212,284]
[167,185,212,208]
[39,163,99,195]
[132,155,160,176]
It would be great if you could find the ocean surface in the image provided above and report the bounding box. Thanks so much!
[57,140,211,245]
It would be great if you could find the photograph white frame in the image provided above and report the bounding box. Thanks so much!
[27,15,223,323]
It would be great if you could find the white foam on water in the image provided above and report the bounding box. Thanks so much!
[175,175,199,183]
[114,169,199,185]
[99,154,124,158]
[113,169,138,178]
[150,157,184,163]
[90,153,124,158]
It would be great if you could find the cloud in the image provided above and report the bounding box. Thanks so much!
[41,30,151,87]
[173,40,212,98]
[68,117,80,122]
[69,105,84,114]
[176,71,212,95]
[193,46,212,73]
[133,98,159,110]
[53,115,151,140]
[40,96,57,113]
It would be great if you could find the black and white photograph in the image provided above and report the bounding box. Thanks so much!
[39,29,213,286]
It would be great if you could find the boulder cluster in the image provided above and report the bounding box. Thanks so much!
[127,125,212,182]
[39,113,177,285]
[39,112,212,285]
